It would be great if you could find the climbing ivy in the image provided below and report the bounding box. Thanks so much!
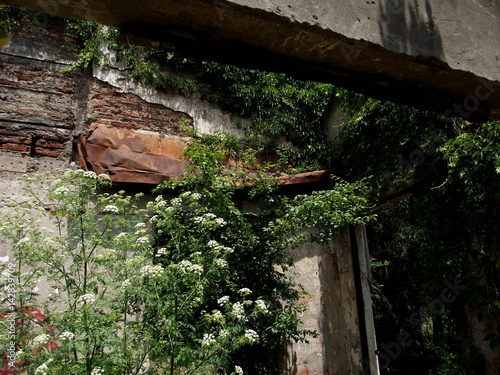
[61,19,335,169]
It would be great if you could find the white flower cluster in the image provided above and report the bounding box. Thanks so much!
[116,232,127,240]
[155,248,167,257]
[193,213,226,227]
[238,288,252,295]
[178,260,203,275]
[135,222,146,229]
[59,331,75,341]
[219,329,229,339]
[170,197,182,207]
[235,365,244,375]
[103,205,119,214]
[54,186,70,195]
[207,240,234,253]
[154,200,168,209]
[122,279,132,288]
[83,171,97,179]
[34,358,53,375]
[136,236,150,245]
[77,293,96,305]
[91,367,104,375]
[255,299,268,314]
[201,333,216,347]
[217,296,230,306]
[181,191,202,201]
[98,173,111,180]
[215,258,228,268]
[31,333,50,347]
[244,329,259,343]
[210,310,224,322]
[140,265,164,278]
[232,302,246,320]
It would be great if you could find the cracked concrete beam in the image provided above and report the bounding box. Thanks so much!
[2,0,499,120]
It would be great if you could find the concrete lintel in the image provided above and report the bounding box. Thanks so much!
[2,0,499,120]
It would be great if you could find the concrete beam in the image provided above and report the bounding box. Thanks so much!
[2,0,499,120]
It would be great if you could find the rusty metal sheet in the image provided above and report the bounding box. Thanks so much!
[282,169,330,185]
[78,125,330,186]
[78,125,190,184]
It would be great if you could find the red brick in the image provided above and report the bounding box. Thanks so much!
[36,140,65,149]
[34,149,61,158]
[1,144,28,152]
[0,137,29,144]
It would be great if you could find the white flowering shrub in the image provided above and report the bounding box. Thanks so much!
[0,170,154,375]
[0,135,375,375]
[143,133,376,374]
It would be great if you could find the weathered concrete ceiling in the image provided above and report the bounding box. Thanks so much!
[2,0,500,120]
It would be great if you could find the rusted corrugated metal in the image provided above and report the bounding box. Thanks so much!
[78,125,190,184]
[78,125,330,186]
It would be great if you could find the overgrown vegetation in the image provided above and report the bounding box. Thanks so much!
[63,19,335,170]
[1,8,499,374]
[0,138,374,374]
[332,93,500,374]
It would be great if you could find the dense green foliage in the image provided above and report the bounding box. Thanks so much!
[151,134,375,374]
[333,93,500,374]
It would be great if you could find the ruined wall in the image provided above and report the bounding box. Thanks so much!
[0,19,377,374]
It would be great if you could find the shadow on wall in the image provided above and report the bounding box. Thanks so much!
[378,0,444,60]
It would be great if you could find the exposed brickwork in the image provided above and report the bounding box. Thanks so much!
[0,17,194,162]
[89,81,193,135]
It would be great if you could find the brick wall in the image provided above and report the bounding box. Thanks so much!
[0,17,194,166]
[88,80,193,135]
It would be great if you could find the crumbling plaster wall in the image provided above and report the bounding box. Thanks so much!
[0,19,376,374]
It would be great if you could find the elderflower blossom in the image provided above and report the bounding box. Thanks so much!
[31,334,50,347]
[235,365,244,375]
[90,368,104,375]
[53,186,70,195]
[155,248,167,257]
[217,296,230,306]
[244,329,259,343]
[238,288,252,295]
[207,240,234,254]
[59,331,75,341]
[201,333,216,347]
[219,329,229,339]
[211,310,224,322]
[103,205,119,214]
[83,171,97,179]
[255,299,268,314]
[178,260,204,275]
[208,240,219,249]
[98,173,110,180]
[170,197,182,207]
[193,213,226,228]
[77,293,96,305]
[232,302,245,320]
[136,236,150,245]
[122,279,132,288]
[155,200,168,208]
[34,358,53,375]
[140,265,164,278]
[215,258,228,268]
